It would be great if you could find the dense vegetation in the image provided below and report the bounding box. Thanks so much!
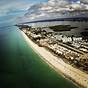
[49,25,77,32]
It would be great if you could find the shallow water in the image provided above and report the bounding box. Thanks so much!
[0,15,78,88]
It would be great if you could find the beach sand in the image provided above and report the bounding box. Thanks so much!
[21,30,88,88]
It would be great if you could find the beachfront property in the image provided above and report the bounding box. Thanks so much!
[17,23,88,88]
[16,3,88,87]
[20,25,88,70]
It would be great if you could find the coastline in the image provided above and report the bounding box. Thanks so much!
[20,30,88,88]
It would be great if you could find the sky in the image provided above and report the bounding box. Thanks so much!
[0,0,81,16]
[0,0,47,16]
[0,0,48,25]
[0,0,88,24]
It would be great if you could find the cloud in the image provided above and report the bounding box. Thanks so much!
[25,0,70,17]
[17,0,88,23]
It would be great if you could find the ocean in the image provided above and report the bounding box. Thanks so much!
[0,15,78,88]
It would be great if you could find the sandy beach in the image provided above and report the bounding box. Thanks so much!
[21,30,88,88]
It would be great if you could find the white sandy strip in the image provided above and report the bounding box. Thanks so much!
[21,31,88,88]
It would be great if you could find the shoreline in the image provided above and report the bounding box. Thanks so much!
[20,30,88,88]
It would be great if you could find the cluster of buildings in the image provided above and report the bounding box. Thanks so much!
[18,24,88,73]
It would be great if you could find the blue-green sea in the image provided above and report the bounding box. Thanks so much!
[0,15,78,88]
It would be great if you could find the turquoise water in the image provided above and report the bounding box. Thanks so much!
[0,16,78,88]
